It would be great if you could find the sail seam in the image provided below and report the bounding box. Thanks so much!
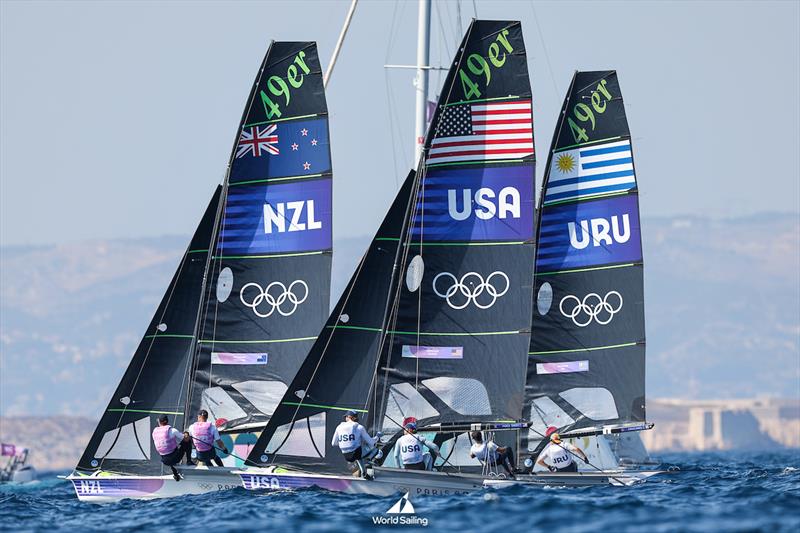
[554,135,624,152]
[426,158,527,168]
[228,173,327,186]
[444,95,521,107]
[198,337,317,344]
[213,251,326,260]
[107,408,184,415]
[529,342,638,355]
[281,402,368,413]
[244,112,322,127]
[542,189,634,207]
[537,262,639,276]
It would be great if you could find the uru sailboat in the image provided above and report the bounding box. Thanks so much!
[67,41,335,502]
[523,70,654,472]
[236,18,541,496]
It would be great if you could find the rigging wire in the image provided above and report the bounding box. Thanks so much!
[529,0,559,99]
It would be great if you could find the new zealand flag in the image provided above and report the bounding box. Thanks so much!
[229,117,331,183]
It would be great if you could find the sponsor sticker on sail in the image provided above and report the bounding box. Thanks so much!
[545,140,636,205]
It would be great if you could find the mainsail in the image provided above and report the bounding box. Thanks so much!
[370,19,536,459]
[76,188,222,474]
[187,42,333,433]
[246,19,536,471]
[525,71,647,452]
[75,41,334,475]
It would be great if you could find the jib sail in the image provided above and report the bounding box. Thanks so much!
[245,172,417,472]
[525,71,647,452]
[75,188,222,475]
[186,42,334,433]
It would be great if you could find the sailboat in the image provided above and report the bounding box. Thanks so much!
[234,21,663,496]
[235,18,539,496]
[67,41,335,502]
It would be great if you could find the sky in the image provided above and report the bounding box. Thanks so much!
[1,0,798,246]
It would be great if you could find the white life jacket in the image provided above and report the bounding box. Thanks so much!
[152,425,177,456]
[545,443,574,468]
[333,421,362,453]
[396,434,424,465]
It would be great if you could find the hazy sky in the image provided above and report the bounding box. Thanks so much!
[1,0,798,246]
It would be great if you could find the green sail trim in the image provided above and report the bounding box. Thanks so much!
[214,251,325,260]
[107,408,183,415]
[228,173,326,187]
[529,342,638,356]
[198,336,317,345]
[244,112,322,128]
[281,402,368,413]
[554,135,624,153]
[537,263,639,277]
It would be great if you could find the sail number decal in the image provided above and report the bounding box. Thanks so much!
[260,51,312,120]
[458,29,513,100]
[567,78,614,144]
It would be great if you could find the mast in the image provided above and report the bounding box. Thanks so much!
[413,0,431,163]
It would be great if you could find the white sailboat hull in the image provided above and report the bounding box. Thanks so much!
[235,465,661,497]
[66,466,241,503]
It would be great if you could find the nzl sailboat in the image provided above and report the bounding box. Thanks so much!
[67,41,335,502]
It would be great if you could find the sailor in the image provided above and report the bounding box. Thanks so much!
[331,410,382,478]
[469,431,516,478]
[152,415,190,481]
[536,426,588,473]
[393,421,439,471]
[188,410,229,467]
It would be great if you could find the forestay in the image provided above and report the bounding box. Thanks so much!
[525,71,647,453]
[187,42,334,433]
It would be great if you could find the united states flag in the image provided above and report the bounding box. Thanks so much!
[426,99,533,165]
[236,124,279,158]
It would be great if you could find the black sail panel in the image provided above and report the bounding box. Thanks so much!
[245,172,416,472]
[526,71,646,449]
[188,42,333,432]
[75,187,222,475]
[372,20,536,443]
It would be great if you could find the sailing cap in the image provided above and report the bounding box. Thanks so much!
[545,426,558,438]
[158,415,169,424]
[404,421,417,431]
[344,410,358,419]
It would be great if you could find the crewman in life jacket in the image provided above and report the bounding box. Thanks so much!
[331,410,382,479]
[188,410,229,467]
[152,415,192,481]
[469,431,517,478]
[393,420,439,471]
[536,426,588,473]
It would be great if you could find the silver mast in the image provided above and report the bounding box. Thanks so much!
[413,0,431,164]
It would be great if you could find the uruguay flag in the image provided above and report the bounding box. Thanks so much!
[544,139,636,205]
[229,117,331,183]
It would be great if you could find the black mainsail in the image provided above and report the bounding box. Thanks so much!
[246,19,536,472]
[187,42,333,433]
[525,71,647,454]
[75,41,334,475]
[76,188,221,475]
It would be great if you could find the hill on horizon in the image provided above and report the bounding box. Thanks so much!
[1,212,798,418]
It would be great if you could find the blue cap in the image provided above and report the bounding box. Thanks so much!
[404,422,417,431]
[345,410,358,418]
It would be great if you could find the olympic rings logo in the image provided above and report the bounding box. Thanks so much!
[239,280,309,317]
[559,291,623,327]
[432,271,509,310]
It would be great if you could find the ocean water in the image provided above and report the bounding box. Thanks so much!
[1,451,798,532]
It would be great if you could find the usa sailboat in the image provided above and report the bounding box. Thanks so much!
[236,18,541,496]
[67,41,335,502]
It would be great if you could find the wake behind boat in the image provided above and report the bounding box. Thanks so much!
[68,40,335,502]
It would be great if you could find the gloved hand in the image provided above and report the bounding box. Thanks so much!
[548,465,557,473]
[375,432,383,439]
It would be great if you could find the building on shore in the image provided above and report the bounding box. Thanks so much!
[642,397,800,452]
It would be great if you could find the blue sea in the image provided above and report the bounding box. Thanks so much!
[1,452,798,532]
